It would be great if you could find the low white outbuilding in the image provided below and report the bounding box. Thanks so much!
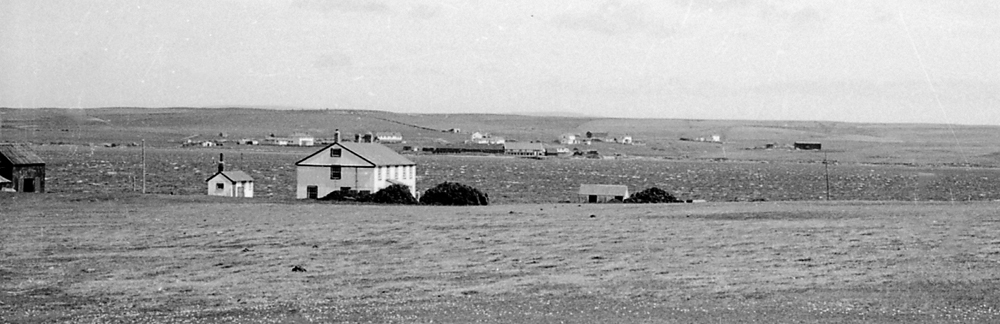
[206,154,254,197]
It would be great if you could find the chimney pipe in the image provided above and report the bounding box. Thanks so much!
[354,133,361,142]
[218,153,224,173]
[334,129,341,143]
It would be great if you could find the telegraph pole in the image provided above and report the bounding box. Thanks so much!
[824,151,831,201]
[141,139,146,194]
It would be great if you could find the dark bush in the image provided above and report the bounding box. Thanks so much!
[368,184,418,204]
[419,182,489,206]
[625,187,681,203]
[320,189,371,202]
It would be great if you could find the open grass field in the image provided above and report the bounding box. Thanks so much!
[3,194,1000,323]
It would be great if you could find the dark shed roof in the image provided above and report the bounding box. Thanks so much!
[0,144,46,165]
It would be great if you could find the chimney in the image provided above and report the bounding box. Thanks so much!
[334,129,341,143]
[218,153,224,173]
[354,133,361,142]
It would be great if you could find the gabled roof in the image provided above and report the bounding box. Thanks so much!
[375,132,401,137]
[504,142,544,151]
[579,184,629,196]
[0,143,45,165]
[207,170,254,183]
[0,175,10,183]
[295,142,415,167]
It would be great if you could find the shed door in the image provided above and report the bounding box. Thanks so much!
[306,185,318,199]
[588,195,597,203]
[22,178,35,193]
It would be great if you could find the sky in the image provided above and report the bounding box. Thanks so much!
[1,0,998,125]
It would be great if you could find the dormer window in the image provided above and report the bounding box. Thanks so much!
[331,148,341,157]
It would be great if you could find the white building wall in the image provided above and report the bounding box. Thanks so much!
[208,177,231,197]
[296,166,378,199]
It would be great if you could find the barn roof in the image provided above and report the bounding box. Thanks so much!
[295,142,415,166]
[207,170,254,183]
[0,143,45,165]
[578,184,629,196]
[504,142,544,151]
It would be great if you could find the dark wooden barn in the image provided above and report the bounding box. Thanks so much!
[0,143,46,193]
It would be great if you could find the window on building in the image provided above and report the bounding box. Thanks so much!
[330,166,341,180]
[377,166,382,180]
[330,148,341,157]
[216,183,224,190]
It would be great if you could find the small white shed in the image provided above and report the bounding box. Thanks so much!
[207,170,254,197]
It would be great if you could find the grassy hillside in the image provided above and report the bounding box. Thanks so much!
[3,107,1000,166]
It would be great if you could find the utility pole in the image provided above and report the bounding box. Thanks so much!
[141,139,146,194]
[824,151,831,201]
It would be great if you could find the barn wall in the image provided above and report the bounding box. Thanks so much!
[10,166,45,193]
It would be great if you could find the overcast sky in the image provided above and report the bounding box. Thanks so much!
[2,1,998,124]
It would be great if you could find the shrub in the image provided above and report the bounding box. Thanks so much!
[419,182,489,206]
[319,189,370,202]
[625,187,681,203]
[368,184,418,204]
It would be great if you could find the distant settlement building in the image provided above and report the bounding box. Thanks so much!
[578,184,629,203]
[0,143,46,193]
[794,142,822,150]
[504,142,545,156]
[206,154,254,197]
[374,132,403,143]
[295,140,416,199]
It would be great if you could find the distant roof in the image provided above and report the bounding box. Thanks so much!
[504,142,544,151]
[375,132,401,136]
[295,142,415,166]
[0,175,10,183]
[579,184,629,196]
[0,143,45,165]
[207,170,254,183]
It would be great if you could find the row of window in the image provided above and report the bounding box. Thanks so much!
[329,165,415,180]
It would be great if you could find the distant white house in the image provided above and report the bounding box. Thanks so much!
[265,137,291,146]
[295,141,416,199]
[620,135,633,145]
[470,132,505,145]
[290,133,315,146]
[206,156,254,197]
[374,132,403,143]
[504,142,545,156]
[559,133,581,145]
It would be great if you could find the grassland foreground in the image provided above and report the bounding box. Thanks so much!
[2,194,1000,323]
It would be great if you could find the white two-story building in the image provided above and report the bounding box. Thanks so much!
[295,141,416,199]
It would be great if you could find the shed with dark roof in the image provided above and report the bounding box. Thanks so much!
[0,143,46,193]
[578,184,629,203]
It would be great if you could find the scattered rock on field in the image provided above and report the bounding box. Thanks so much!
[241,247,253,253]
[291,265,307,272]
[589,214,596,218]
